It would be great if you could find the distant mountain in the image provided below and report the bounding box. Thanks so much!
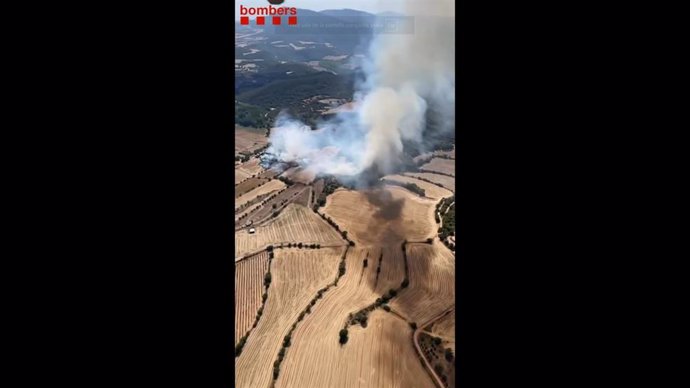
[319,9,376,19]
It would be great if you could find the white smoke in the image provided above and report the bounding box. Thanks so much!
[265,0,455,177]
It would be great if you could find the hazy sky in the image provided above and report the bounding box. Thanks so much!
[234,0,404,19]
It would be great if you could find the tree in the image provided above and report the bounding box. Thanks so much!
[339,329,349,344]
[445,348,454,362]
[264,272,272,286]
[401,278,409,288]
[298,242,303,249]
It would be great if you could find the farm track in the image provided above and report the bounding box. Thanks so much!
[413,306,455,388]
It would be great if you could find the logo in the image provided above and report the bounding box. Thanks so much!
[239,0,297,25]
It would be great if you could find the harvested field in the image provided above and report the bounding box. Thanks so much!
[235,169,250,184]
[258,168,279,180]
[418,330,455,388]
[428,310,455,352]
[236,177,270,197]
[391,241,455,324]
[235,179,286,210]
[235,204,345,258]
[279,282,434,388]
[292,186,311,207]
[321,186,437,247]
[235,251,269,344]
[235,158,264,184]
[420,157,455,176]
[312,179,324,206]
[381,174,454,201]
[235,125,268,156]
[248,184,309,224]
[235,247,344,388]
[405,172,456,192]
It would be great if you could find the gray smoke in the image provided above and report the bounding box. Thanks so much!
[265,0,455,179]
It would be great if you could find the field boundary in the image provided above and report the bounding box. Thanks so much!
[270,245,350,387]
[235,248,276,357]
[413,306,455,388]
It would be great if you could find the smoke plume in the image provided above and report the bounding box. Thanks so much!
[265,0,455,180]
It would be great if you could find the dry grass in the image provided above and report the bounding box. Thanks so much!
[381,174,454,200]
[235,204,345,259]
[404,172,455,192]
[420,157,455,176]
[235,251,269,344]
[279,309,434,388]
[235,179,286,210]
[235,158,264,184]
[321,186,437,247]
[275,247,434,388]
[235,125,268,155]
[391,241,455,324]
[428,309,455,353]
[235,247,344,388]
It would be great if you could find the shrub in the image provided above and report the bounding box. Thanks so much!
[339,329,349,344]
[383,305,391,312]
[445,348,454,362]
[388,288,397,298]
[426,237,433,244]
[363,259,368,268]
[434,364,444,376]
[235,336,247,357]
[264,272,272,286]
[410,322,417,330]
[401,278,409,288]
[283,335,291,347]
[433,337,442,346]
[298,242,303,248]
[262,292,268,302]
[349,240,355,246]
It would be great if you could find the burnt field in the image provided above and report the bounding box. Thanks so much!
[238,183,310,228]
